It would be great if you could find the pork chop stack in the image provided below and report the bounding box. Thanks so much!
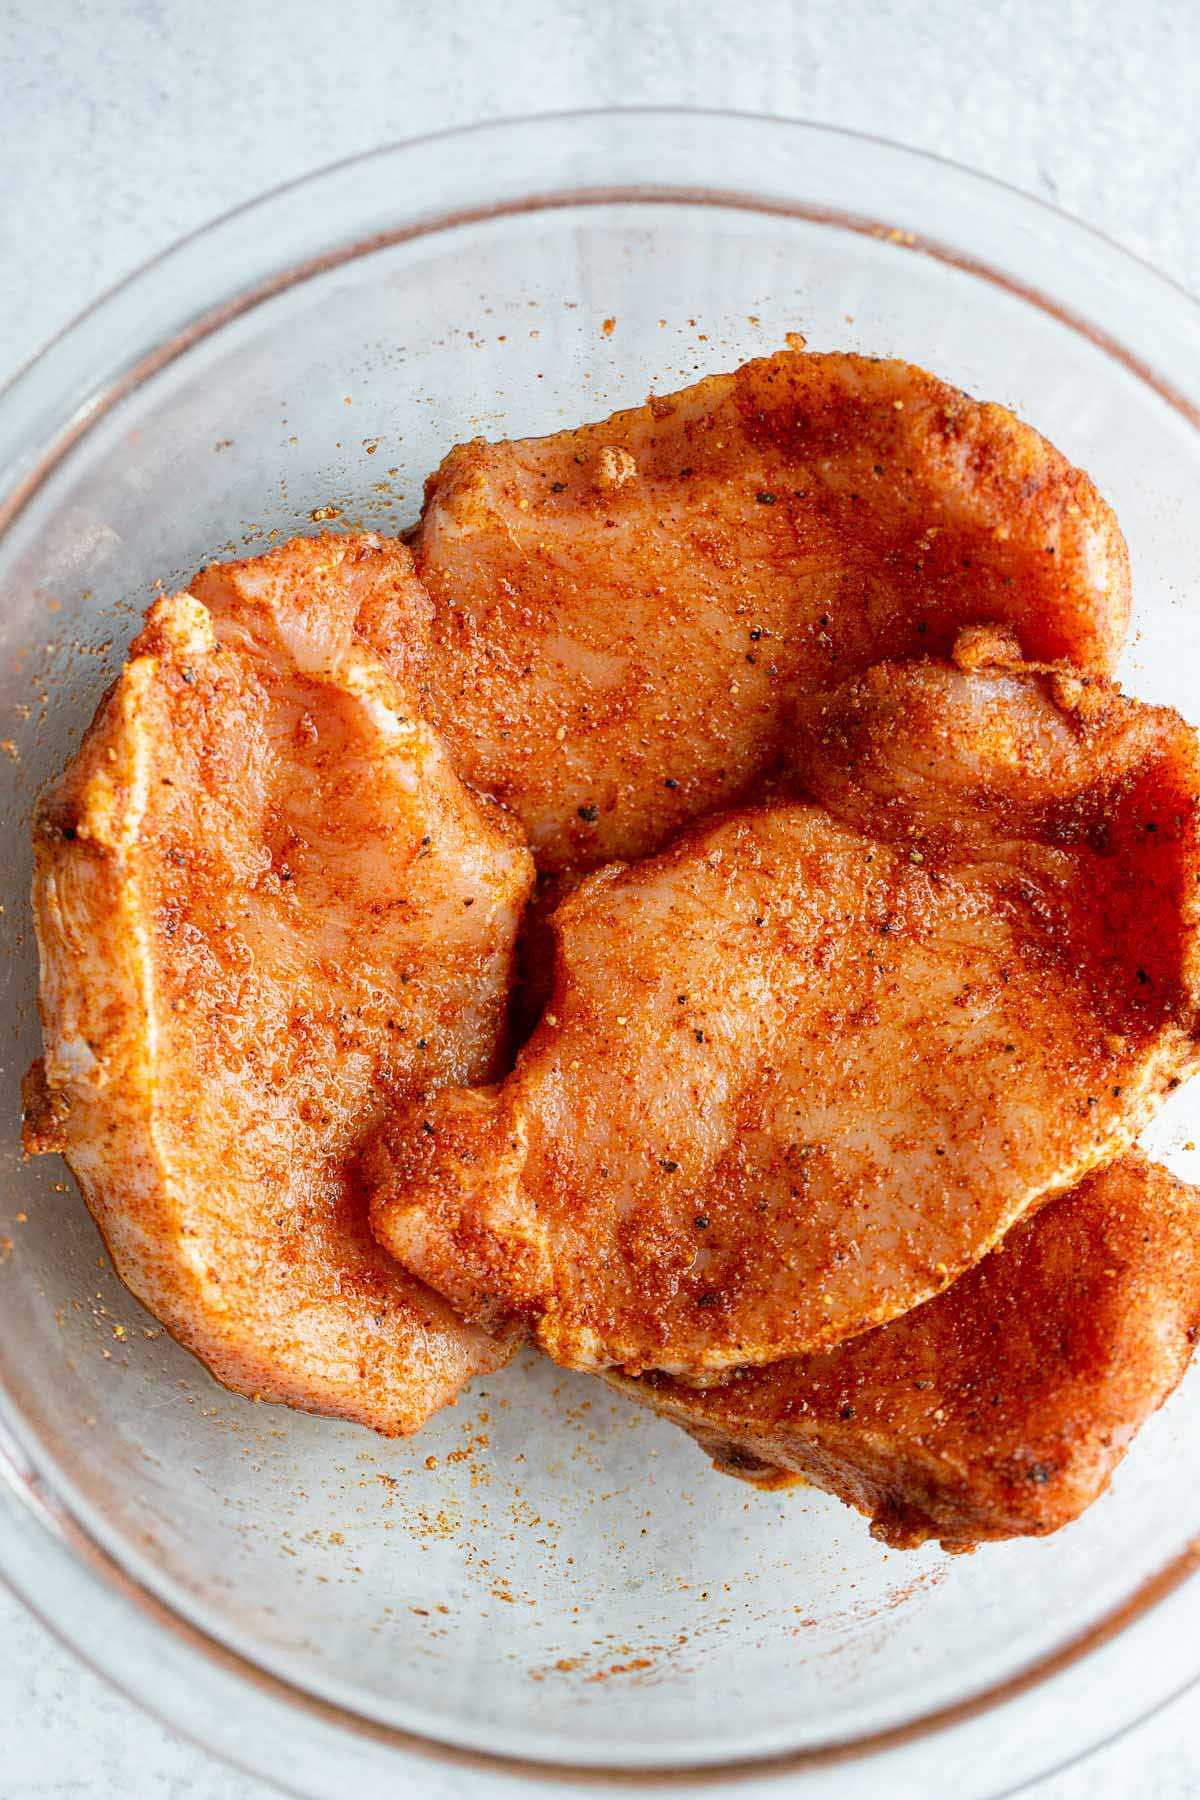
[27,348,1200,1549]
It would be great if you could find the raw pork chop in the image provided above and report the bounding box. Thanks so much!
[414,350,1131,875]
[368,644,1200,1375]
[610,1157,1200,1549]
[25,535,533,1433]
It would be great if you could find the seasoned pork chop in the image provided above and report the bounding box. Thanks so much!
[609,1156,1200,1549]
[415,350,1131,875]
[368,646,1200,1375]
[25,534,534,1433]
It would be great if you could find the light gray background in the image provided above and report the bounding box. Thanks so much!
[1,1,1198,1795]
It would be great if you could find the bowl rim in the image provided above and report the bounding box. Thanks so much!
[2,104,1200,1798]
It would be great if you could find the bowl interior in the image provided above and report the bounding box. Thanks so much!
[2,168,1200,1775]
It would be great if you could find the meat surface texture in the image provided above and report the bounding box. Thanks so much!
[414,349,1132,876]
[26,534,533,1433]
[607,1156,1200,1550]
[368,645,1200,1376]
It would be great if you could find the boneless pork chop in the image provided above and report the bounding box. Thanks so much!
[25,535,533,1433]
[368,644,1200,1376]
[414,349,1131,876]
[608,1156,1200,1549]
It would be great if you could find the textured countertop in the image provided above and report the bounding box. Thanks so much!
[2,1,1198,1795]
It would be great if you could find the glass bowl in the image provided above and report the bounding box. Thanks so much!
[1,111,1199,1800]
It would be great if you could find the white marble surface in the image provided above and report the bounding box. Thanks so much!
[2,1,1199,1794]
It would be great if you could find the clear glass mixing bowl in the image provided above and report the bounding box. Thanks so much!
[1,111,1198,1800]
